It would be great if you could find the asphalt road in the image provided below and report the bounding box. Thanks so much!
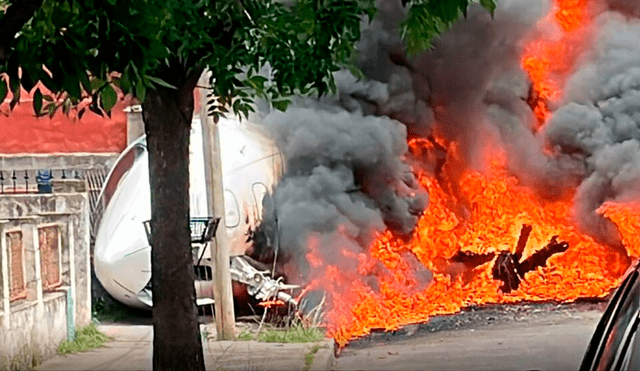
[333,303,604,371]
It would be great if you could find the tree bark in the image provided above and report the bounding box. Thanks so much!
[143,77,205,371]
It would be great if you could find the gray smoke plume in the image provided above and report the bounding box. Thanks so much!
[542,10,640,249]
[252,0,640,287]
[253,102,427,282]
[358,0,640,253]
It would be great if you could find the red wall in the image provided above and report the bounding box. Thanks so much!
[0,85,206,154]
[0,90,128,154]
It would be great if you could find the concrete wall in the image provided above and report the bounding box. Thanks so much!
[0,153,118,249]
[0,192,91,369]
[0,153,117,171]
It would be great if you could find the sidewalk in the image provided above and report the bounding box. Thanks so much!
[36,324,335,371]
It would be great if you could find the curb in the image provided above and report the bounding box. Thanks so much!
[309,339,336,371]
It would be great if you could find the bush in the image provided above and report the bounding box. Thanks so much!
[57,324,109,354]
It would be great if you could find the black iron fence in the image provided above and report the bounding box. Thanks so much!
[0,169,84,194]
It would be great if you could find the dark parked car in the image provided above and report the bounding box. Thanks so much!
[581,259,640,371]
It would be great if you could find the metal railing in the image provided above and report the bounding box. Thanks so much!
[0,169,82,194]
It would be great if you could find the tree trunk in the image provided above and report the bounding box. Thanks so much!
[143,80,205,371]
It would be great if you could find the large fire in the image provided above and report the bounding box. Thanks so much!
[304,137,637,347]
[294,0,640,348]
[521,0,590,128]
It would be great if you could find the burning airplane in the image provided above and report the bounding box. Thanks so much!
[95,0,640,349]
[93,114,296,309]
[246,0,640,348]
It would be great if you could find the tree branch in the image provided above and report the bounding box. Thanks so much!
[0,0,45,63]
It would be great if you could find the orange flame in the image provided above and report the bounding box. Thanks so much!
[307,151,635,347]
[259,299,286,308]
[297,0,635,348]
[521,0,590,128]
[597,202,640,258]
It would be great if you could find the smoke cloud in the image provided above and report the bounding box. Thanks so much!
[253,101,426,283]
[252,0,640,287]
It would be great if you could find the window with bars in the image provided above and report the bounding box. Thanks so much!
[7,230,27,301]
[38,225,61,291]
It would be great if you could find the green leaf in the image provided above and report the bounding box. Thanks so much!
[272,99,291,111]
[249,75,268,85]
[148,41,169,58]
[63,79,81,100]
[47,102,57,118]
[21,69,34,92]
[33,88,43,114]
[479,0,497,16]
[135,81,146,103]
[120,66,132,93]
[0,79,7,104]
[145,75,176,89]
[90,78,106,91]
[9,84,20,110]
[100,84,117,112]
[80,73,92,93]
[78,107,86,120]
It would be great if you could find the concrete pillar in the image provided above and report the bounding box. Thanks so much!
[31,223,44,317]
[125,105,145,144]
[0,220,10,329]
[67,221,76,338]
[198,71,236,340]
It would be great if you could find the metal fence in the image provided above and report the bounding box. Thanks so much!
[84,168,109,246]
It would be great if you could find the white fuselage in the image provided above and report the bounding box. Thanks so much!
[93,116,283,308]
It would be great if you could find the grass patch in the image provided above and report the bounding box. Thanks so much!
[237,329,255,341]
[57,324,110,354]
[257,325,325,343]
[304,344,323,371]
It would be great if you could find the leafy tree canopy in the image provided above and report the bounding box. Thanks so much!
[402,0,496,54]
[0,0,494,119]
[0,0,375,118]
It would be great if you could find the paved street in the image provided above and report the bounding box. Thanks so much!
[334,306,603,371]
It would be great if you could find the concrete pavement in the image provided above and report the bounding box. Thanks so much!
[36,323,335,371]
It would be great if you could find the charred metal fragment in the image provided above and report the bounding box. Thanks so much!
[491,233,569,294]
[492,252,521,293]
[517,235,569,277]
[450,250,496,269]
[445,250,496,284]
[514,224,532,262]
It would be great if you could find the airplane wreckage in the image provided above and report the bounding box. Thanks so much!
[93,115,297,310]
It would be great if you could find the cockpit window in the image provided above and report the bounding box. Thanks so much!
[102,144,145,209]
